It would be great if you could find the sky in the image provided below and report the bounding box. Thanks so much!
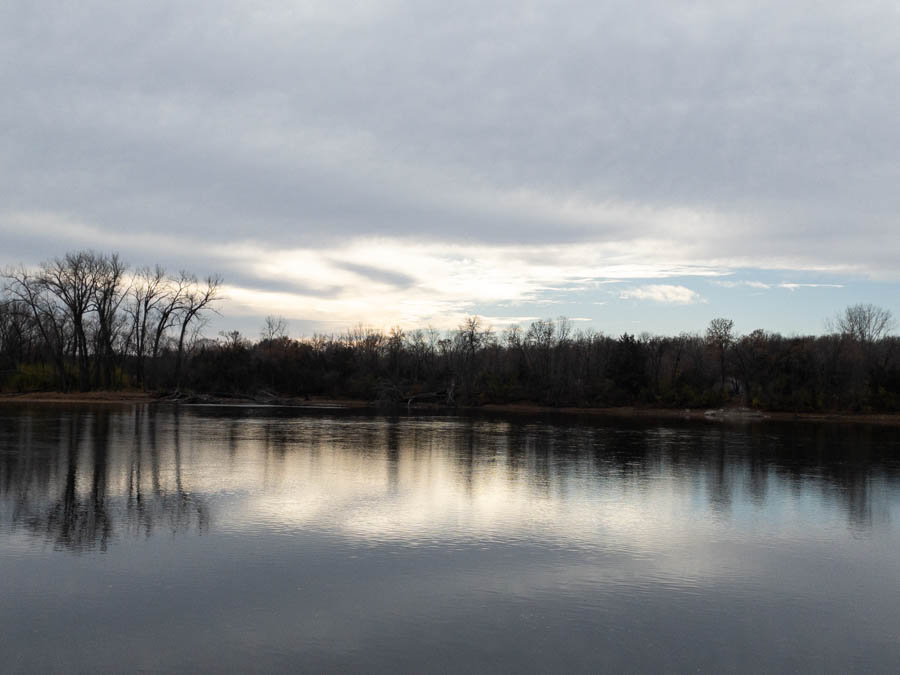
[2,0,899,339]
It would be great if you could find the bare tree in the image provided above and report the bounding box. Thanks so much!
[556,316,572,345]
[641,333,666,397]
[219,329,245,348]
[458,316,485,357]
[668,332,690,390]
[829,303,895,343]
[706,317,734,395]
[147,271,191,389]
[91,253,128,388]
[174,274,222,390]
[260,315,289,342]
[526,318,555,384]
[387,325,405,376]
[40,251,101,390]
[126,266,167,389]
[405,328,427,382]
[3,266,72,389]
[345,324,383,370]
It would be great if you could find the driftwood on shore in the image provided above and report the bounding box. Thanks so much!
[703,407,768,420]
[375,378,456,409]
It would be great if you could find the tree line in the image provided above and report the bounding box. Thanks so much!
[1,251,220,392]
[2,251,898,412]
[200,308,898,412]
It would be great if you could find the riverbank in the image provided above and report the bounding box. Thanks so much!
[0,391,372,408]
[478,403,900,426]
[0,391,157,404]
[4,390,900,426]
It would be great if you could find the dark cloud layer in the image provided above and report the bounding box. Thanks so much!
[2,1,900,281]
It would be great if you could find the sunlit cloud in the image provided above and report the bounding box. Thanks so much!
[778,283,844,291]
[619,284,702,305]
[215,240,723,327]
[712,280,772,290]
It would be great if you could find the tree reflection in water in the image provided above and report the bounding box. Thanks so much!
[1,405,898,552]
[0,407,208,552]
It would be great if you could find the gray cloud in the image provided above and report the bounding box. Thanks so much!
[331,261,417,289]
[2,0,900,279]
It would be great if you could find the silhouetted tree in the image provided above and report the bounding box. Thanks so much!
[706,317,734,396]
[260,315,288,341]
[829,303,894,343]
[174,274,222,390]
[40,251,99,390]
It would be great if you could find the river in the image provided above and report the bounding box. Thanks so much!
[1,404,899,672]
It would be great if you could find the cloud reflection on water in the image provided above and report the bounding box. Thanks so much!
[1,406,897,554]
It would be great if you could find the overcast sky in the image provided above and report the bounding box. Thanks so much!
[3,1,899,337]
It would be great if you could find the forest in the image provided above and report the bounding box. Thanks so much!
[2,250,899,412]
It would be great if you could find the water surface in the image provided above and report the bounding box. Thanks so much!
[2,404,899,672]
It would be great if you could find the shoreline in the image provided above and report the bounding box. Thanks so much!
[0,391,157,404]
[0,391,373,408]
[3,391,900,426]
[478,403,900,426]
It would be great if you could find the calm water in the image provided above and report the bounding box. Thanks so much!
[2,405,900,673]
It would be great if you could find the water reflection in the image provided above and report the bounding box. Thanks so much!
[1,405,898,551]
[0,407,209,552]
[2,405,900,672]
